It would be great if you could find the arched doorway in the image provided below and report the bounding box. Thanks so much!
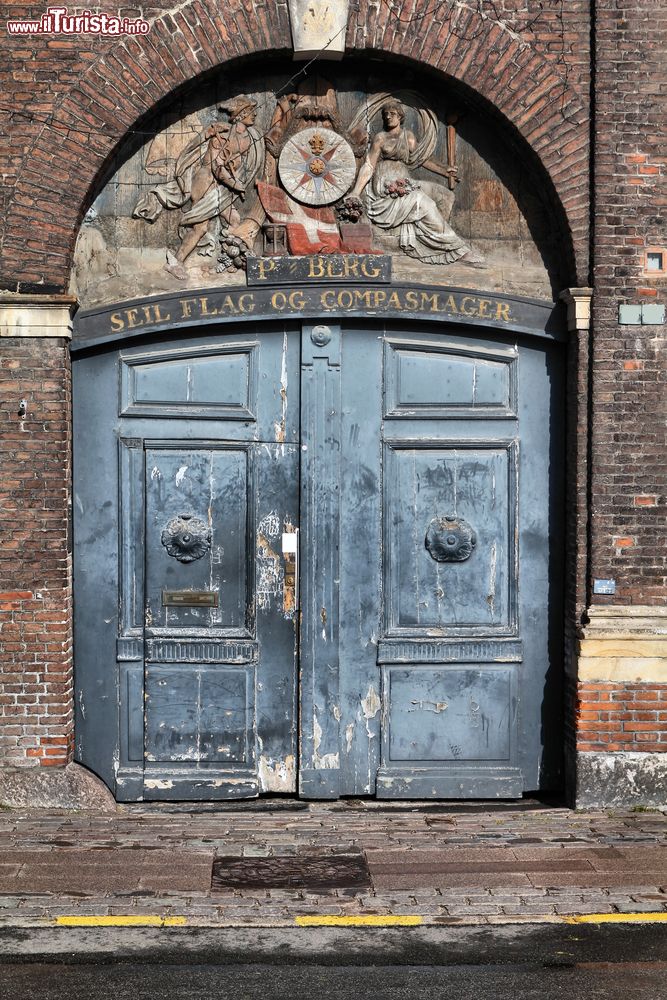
[72,294,564,800]
[71,60,569,801]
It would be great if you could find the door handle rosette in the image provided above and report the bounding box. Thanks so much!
[425,515,477,563]
[161,513,211,563]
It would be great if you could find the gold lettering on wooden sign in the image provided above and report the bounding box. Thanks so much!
[106,288,514,333]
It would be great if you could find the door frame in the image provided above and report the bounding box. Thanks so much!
[72,282,568,801]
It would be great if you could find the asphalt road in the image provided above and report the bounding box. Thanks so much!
[4,921,667,965]
[1,959,666,1000]
[1,923,666,1000]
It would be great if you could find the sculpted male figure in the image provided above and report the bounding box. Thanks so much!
[133,95,264,279]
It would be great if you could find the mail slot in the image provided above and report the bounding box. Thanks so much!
[162,590,219,608]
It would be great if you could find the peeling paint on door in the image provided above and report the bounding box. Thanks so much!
[274,331,289,444]
[256,532,283,611]
[282,519,297,618]
[313,714,340,769]
[409,699,449,713]
[361,684,381,720]
[258,753,296,792]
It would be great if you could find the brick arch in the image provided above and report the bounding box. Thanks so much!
[1,0,589,290]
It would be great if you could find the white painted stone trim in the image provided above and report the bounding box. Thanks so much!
[579,605,667,681]
[0,295,77,339]
[559,286,593,333]
[288,0,348,59]
[585,604,667,631]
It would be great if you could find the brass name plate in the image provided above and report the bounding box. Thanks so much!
[162,590,219,608]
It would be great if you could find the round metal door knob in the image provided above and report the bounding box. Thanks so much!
[161,513,211,563]
[425,515,477,563]
[311,325,332,346]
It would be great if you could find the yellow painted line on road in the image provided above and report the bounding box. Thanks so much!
[55,915,187,927]
[564,913,667,924]
[295,914,423,927]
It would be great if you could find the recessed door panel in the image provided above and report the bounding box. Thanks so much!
[145,664,252,764]
[384,666,514,762]
[384,340,516,417]
[144,446,248,632]
[385,442,516,633]
[122,347,255,418]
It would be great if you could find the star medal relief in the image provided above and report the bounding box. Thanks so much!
[278,127,357,206]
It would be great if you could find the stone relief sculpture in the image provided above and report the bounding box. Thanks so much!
[346,100,484,267]
[255,77,372,257]
[133,95,264,279]
[131,82,484,277]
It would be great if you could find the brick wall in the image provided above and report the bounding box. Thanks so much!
[591,0,667,606]
[0,1,591,291]
[0,338,73,766]
[1,2,665,785]
[576,683,667,754]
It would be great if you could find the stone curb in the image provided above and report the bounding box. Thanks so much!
[2,912,667,930]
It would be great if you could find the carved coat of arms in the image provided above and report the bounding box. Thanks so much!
[132,77,485,277]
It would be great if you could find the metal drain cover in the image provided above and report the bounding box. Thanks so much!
[211,851,372,891]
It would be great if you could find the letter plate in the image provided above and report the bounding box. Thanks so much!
[246,254,391,285]
[161,590,219,607]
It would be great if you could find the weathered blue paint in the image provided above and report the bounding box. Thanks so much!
[74,327,301,801]
[371,327,562,797]
[299,324,343,798]
[73,308,563,801]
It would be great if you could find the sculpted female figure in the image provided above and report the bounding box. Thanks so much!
[349,102,484,267]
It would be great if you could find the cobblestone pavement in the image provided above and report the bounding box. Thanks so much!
[0,802,666,927]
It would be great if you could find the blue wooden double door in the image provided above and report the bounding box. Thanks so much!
[73,319,563,801]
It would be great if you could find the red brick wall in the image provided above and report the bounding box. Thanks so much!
[591,0,667,605]
[0,0,591,291]
[2,2,665,779]
[0,1,595,776]
[576,683,667,754]
[0,338,73,766]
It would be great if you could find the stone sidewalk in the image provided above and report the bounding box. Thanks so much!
[1,801,666,928]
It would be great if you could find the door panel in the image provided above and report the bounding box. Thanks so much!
[144,445,249,633]
[384,442,516,632]
[334,325,561,799]
[120,344,257,420]
[144,664,251,764]
[384,341,516,417]
[385,666,513,762]
[74,326,300,801]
